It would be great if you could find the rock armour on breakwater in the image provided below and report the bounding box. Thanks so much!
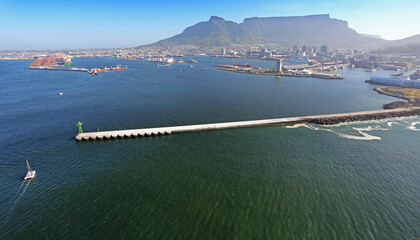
[309,108,420,125]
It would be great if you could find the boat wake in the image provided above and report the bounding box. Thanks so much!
[2,180,32,225]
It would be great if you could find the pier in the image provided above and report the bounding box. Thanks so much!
[75,107,420,141]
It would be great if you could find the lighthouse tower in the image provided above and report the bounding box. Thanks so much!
[276,59,283,74]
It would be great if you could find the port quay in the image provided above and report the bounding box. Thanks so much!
[27,52,127,75]
[76,107,420,141]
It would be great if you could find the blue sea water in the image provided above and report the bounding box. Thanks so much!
[0,57,419,239]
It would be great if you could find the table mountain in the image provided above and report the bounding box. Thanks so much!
[150,14,387,48]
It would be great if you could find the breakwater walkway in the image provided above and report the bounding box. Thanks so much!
[76,107,420,141]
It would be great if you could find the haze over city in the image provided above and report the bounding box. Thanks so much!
[1,0,420,49]
[1,0,420,239]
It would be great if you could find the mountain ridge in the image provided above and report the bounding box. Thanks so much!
[145,14,420,49]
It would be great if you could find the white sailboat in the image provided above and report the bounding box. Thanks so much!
[24,160,36,180]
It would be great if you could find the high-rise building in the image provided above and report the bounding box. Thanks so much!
[307,46,314,54]
[221,48,226,55]
[320,45,328,54]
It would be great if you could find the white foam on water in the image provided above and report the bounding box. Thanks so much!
[407,122,420,131]
[287,124,383,141]
[354,126,389,132]
[284,118,420,140]
[387,122,396,127]
[338,127,382,140]
[285,123,307,129]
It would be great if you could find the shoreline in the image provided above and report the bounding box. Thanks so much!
[374,86,420,109]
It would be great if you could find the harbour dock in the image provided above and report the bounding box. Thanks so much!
[75,107,420,141]
[219,67,345,79]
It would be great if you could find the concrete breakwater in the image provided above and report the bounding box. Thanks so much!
[75,107,420,141]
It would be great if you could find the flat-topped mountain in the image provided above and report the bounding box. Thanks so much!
[147,14,420,49]
[149,14,387,48]
[240,14,385,48]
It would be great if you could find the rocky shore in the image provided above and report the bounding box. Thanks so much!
[374,86,420,109]
[309,108,420,125]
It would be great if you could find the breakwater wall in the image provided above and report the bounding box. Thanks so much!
[29,66,93,75]
[308,107,420,125]
[75,107,420,141]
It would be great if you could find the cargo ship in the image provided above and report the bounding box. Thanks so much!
[232,58,251,68]
[92,67,109,72]
[111,65,122,71]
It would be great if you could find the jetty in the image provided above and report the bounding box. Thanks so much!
[75,107,420,141]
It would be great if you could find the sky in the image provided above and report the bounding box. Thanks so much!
[0,0,419,50]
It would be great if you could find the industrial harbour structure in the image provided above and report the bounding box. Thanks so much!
[366,72,420,89]
[75,107,420,141]
[30,53,73,68]
[28,53,127,76]
[214,60,345,80]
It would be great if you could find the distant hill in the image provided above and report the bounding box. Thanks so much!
[149,14,388,48]
[391,34,420,46]
[372,43,420,57]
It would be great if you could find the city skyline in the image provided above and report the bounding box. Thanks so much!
[1,0,420,49]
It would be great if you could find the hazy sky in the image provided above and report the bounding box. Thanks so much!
[0,0,419,49]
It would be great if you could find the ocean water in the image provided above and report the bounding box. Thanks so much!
[0,57,419,239]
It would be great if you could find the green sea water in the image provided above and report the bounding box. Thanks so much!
[0,57,419,239]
